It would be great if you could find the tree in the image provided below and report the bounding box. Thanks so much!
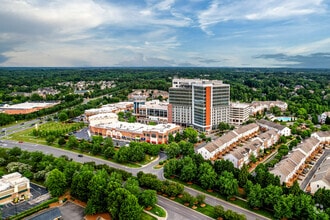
[85,169,109,214]
[289,180,303,195]
[262,184,283,209]
[104,137,114,148]
[218,122,230,131]
[130,144,145,162]
[139,190,157,208]
[247,184,263,208]
[46,135,56,145]
[58,136,66,146]
[63,162,80,186]
[104,146,115,159]
[163,159,179,178]
[108,188,142,220]
[114,146,130,163]
[314,188,330,210]
[66,135,79,149]
[293,194,315,219]
[45,168,67,197]
[71,168,94,202]
[198,162,217,190]
[217,171,238,199]
[214,205,225,218]
[274,194,294,219]
[196,194,205,205]
[179,156,197,182]
[165,142,181,159]
[58,111,68,122]
[124,177,141,197]
[238,164,249,187]
[179,140,194,156]
[182,127,198,143]
[168,133,174,143]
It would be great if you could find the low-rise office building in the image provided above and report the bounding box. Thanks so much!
[136,100,169,124]
[230,102,251,125]
[0,172,30,205]
[90,122,180,144]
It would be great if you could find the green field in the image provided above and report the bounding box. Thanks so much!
[5,121,85,145]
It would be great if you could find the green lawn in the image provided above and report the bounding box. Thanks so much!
[169,177,274,219]
[5,121,84,145]
[140,212,157,220]
[148,205,166,217]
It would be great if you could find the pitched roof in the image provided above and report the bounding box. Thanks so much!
[234,123,259,135]
[315,131,330,138]
[297,137,320,154]
[257,119,286,131]
[311,158,330,185]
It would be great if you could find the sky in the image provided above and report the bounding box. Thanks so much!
[1,0,330,68]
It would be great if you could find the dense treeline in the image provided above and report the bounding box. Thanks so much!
[1,68,329,120]
[164,153,330,219]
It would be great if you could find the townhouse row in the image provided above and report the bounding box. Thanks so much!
[270,131,330,186]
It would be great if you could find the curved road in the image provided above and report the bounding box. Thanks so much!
[0,139,270,220]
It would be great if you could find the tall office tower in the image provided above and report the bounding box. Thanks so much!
[168,78,230,132]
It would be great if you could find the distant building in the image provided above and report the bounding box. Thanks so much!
[310,157,330,194]
[250,101,287,115]
[169,78,230,132]
[0,172,30,205]
[85,102,133,118]
[230,102,251,125]
[0,102,59,115]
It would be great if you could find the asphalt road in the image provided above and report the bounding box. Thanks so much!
[157,196,213,220]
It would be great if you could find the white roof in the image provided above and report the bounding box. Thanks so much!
[95,122,179,134]
[1,102,58,110]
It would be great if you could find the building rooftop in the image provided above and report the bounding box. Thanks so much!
[234,123,259,135]
[230,102,251,108]
[0,172,29,191]
[257,119,286,131]
[0,102,59,110]
[95,122,179,134]
[140,100,169,110]
[311,157,330,185]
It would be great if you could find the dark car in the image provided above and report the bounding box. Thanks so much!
[78,154,83,157]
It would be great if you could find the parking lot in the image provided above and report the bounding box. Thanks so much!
[1,183,49,219]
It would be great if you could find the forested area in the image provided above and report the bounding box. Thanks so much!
[0,67,329,117]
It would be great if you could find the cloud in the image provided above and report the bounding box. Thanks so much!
[198,0,327,34]
[115,53,176,67]
[255,53,330,68]
[193,57,225,64]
